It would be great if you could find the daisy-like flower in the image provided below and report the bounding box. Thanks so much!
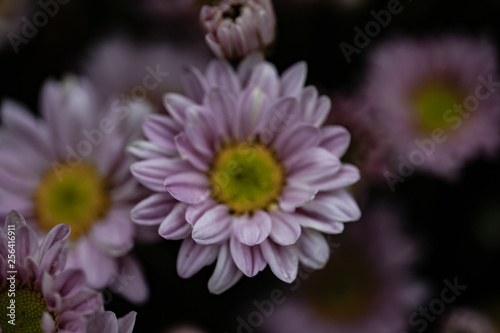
[439,308,497,333]
[200,0,276,60]
[129,53,361,293]
[0,77,150,304]
[0,210,103,332]
[364,36,500,180]
[262,203,426,333]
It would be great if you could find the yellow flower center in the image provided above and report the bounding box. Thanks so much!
[208,140,285,216]
[0,287,56,333]
[304,240,378,323]
[34,163,111,240]
[413,81,463,131]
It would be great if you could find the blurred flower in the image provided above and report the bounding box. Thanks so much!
[364,36,500,179]
[87,311,137,333]
[327,94,389,184]
[262,203,426,333]
[0,77,151,304]
[200,0,276,60]
[129,53,361,293]
[439,308,497,333]
[80,36,211,111]
[0,210,103,332]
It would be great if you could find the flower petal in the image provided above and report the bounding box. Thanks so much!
[142,114,180,151]
[247,63,280,99]
[130,158,172,192]
[208,243,244,294]
[230,236,266,277]
[233,211,272,246]
[180,67,208,104]
[269,211,302,246]
[205,60,241,94]
[280,62,307,97]
[175,133,210,172]
[296,229,331,270]
[260,239,298,283]
[164,171,210,205]
[320,125,351,158]
[176,238,218,278]
[158,202,191,240]
[131,193,177,226]
[300,189,361,223]
[192,205,232,245]
[273,122,320,161]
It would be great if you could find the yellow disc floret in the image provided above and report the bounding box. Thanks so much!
[0,287,55,333]
[413,81,464,131]
[34,163,111,240]
[208,140,285,216]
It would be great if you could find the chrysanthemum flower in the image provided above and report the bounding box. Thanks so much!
[0,210,103,332]
[439,309,497,333]
[0,77,150,304]
[262,204,426,333]
[200,0,276,60]
[364,36,500,179]
[129,54,361,293]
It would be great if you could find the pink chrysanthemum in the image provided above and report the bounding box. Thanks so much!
[0,77,150,304]
[129,54,361,293]
[364,36,500,180]
[262,203,426,333]
[200,0,276,60]
[0,211,103,332]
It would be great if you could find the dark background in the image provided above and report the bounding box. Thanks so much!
[1,0,500,332]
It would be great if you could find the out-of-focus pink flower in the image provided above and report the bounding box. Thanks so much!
[0,77,151,304]
[262,203,426,333]
[364,36,500,179]
[81,36,211,111]
[129,53,361,294]
[200,0,276,60]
